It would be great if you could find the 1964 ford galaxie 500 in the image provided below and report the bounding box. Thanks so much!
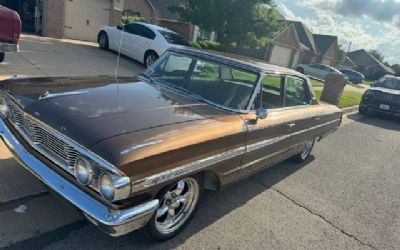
[0,47,342,241]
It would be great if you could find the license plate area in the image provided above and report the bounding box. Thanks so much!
[380,104,390,110]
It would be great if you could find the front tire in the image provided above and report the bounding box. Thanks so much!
[293,139,315,163]
[144,51,159,68]
[146,177,201,241]
[0,52,5,63]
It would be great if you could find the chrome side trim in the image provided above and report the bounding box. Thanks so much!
[120,140,163,155]
[0,118,158,237]
[3,93,125,177]
[132,146,246,192]
[39,91,89,100]
[132,119,341,191]
[247,119,340,153]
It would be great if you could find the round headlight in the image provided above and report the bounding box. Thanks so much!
[0,96,9,118]
[99,173,115,201]
[74,157,93,185]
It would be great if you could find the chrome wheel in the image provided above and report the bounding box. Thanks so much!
[155,178,199,235]
[301,140,314,160]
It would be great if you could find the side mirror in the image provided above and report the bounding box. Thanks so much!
[117,25,123,30]
[256,108,268,120]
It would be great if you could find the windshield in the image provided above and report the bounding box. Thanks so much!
[375,77,400,90]
[159,31,191,46]
[146,51,260,111]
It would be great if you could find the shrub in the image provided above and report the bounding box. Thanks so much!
[197,40,225,51]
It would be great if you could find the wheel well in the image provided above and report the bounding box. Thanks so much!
[201,171,221,191]
[144,50,158,60]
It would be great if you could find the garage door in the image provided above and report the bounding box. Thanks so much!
[269,45,292,68]
[64,0,110,42]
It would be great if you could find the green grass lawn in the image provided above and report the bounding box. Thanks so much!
[310,79,325,87]
[314,90,363,108]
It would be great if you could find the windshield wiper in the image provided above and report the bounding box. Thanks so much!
[138,73,155,83]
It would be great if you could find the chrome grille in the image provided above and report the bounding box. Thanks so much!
[7,101,80,174]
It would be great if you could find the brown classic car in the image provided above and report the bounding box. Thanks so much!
[0,47,342,241]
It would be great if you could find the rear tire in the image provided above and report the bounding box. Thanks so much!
[293,139,315,163]
[98,32,109,50]
[144,51,159,68]
[146,176,202,241]
[0,52,5,63]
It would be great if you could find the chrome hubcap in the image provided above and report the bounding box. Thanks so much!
[155,178,199,234]
[301,141,314,159]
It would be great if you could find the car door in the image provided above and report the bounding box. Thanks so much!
[282,75,336,150]
[123,23,155,62]
[237,75,296,179]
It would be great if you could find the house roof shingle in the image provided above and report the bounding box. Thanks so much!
[348,49,394,74]
[288,21,317,53]
[148,0,181,20]
[313,34,337,55]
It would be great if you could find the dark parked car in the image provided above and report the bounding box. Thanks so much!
[340,69,365,84]
[0,5,21,63]
[359,75,400,117]
[0,47,342,241]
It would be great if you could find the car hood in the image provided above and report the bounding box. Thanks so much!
[1,76,226,148]
[370,87,400,96]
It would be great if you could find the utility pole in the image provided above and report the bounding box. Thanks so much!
[347,42,352,54]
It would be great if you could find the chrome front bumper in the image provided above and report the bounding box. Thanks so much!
[0,42,19,52]
[0,118,159,236]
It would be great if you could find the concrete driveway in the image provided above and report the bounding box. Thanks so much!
[0,34,145,79]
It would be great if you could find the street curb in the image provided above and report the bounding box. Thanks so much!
[341,105,359,114]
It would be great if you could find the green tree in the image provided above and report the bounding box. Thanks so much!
[335,44,346,67]
[391,64,400,76]
[169,0,284,49]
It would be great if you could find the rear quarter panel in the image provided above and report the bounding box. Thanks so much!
[0,6,14,44]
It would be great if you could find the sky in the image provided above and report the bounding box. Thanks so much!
[275,0,400,65]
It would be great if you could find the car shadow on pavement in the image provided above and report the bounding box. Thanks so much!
[347,113,400,131]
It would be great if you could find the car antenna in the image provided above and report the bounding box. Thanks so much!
[114,25,126,80]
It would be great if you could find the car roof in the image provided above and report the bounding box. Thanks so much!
[168,47,306,77]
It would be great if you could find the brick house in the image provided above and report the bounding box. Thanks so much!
[348,49,395,80]
[265,21,339,68]
[0,0,124,42]
[124,0,216,42]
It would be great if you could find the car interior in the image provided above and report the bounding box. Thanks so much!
[151,53,259,110]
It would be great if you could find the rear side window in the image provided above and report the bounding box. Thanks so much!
[253,75,284,109]
[160,31,190,46]
[285,76,310,107]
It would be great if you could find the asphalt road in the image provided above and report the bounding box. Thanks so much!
[3,114,399,250]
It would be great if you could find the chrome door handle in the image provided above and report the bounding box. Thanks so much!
[313,116,321,121]
[287,122,296,128]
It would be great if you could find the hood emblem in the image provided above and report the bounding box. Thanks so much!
[120,140,163,155]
